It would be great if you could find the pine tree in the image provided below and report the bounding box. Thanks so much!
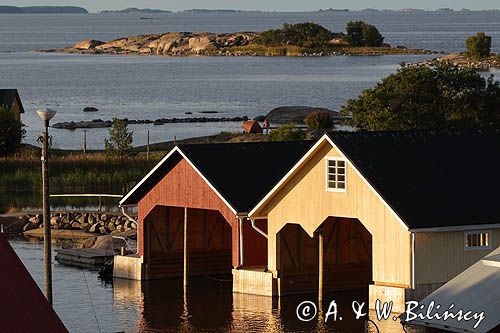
[104,118,133,156]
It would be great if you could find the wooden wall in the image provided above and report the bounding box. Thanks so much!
[276,217,372,294]
[415,229,500,284]
[137,158,240,266]
[242,218,268,267]
[12,99,22,122]
[145,206,232,279]
[259,141,412,287]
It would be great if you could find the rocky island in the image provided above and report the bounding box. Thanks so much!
[43,22,435,57]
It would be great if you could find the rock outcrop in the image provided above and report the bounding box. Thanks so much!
[56,32,257,56]
[266,106,341,124]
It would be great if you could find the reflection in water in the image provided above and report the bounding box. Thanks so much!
[11,238,420,332]
[113,278,417,332]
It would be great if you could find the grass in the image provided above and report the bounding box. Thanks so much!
[0,132,270,212]
[227,44,434,56]
[0,132,256,193]
[0,150,160,193]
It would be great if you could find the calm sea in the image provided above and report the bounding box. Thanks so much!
[0,11,499,148]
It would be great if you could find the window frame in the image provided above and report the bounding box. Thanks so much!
[464,230,492,251]
[325,157,347,193]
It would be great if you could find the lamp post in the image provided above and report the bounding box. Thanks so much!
[37,108,57,306]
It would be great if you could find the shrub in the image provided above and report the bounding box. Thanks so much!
[269,124,306,141]
[256,22,332,48]
[104,118,133,157]
[465,32,491,60]
[304,111,335,130]
[0,105,25,157]
[345,21,384,47]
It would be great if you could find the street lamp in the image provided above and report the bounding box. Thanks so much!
[36,108,57,306]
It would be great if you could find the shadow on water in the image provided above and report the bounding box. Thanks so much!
[112,278,394,332]
[9,238,416,332]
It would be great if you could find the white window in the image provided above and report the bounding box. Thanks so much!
[326,158,346,192]
[464,231,491,250]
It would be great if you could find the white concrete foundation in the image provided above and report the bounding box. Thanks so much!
[113,255,144,280]
[232,268,277,296]
[369,284,406,314]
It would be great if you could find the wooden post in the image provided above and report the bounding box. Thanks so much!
[146,130,150,161]
[239,217,244,267]
[183,207,189,286]
[318,229,324,304]
[83,130,87,154]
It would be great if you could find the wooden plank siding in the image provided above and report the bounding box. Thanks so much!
[258,141,412,288]
[242,218,268,267]
[414,229,500,285]
[137,158,240,266]
[276,217,373,294]
[145,206,232,279]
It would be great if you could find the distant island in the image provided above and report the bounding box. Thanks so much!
[42,21,435,57]
[318,8,349,12]
[182,9,258,13]
[0,6,88,13]
[100,8,171,14]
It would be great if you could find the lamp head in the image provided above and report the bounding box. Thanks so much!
[36,108,57,122]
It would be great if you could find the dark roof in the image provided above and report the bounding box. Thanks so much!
[0,234,68,332]
[122,140,313,212]
[0,89,24,113]
[328,128,500,229]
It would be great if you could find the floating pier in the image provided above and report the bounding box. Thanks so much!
[55,248,114,268]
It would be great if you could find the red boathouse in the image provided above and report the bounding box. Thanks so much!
[117,141,311,280]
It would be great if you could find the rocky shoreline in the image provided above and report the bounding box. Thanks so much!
[17,211,137,235]
[40,31,436,57]
[422,53,500,70]
[52,115,249,130]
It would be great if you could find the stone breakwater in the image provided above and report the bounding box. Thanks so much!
[19,212,137,235]
[52,116,249,130]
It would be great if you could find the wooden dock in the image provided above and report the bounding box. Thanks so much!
[24,229,93,239]
[55,248,115,268]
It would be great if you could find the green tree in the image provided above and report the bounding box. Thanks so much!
[256,22,332,48]
[465,32,491,60]
[346,21,364,46]
[345,21,384,47]
[340,62,500,131]
[269,124,306,141]
[362,24,384,47]
[104,118,133,156]
[304,111,335,130]
[0,105,25,156]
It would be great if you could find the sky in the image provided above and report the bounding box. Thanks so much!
[4,1,500,13]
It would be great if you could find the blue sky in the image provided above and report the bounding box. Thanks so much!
[5,1,500,12]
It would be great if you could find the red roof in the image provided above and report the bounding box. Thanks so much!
[0,234,68,333]
[242,120,262,134]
